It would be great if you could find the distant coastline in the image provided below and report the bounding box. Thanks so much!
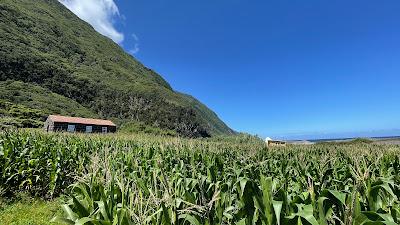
[307,136,400,143]
[284,136,400,144]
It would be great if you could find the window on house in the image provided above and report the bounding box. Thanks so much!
[86,126,92,133]
[102,127,107,133]
[67,124,75,132]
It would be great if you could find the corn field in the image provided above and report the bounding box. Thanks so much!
[1,130,399,224]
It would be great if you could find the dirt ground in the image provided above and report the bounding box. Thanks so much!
[374,139,400,145]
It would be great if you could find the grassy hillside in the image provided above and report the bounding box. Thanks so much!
[0,80,97,118]
[0,0,234,137]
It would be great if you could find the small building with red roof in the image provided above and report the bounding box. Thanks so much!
[44,115,116,133]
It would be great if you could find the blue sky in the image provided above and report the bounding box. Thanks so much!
[61,0,400,139]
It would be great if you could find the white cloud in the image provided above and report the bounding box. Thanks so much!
[59,0,124,44]
[128,33,140,55]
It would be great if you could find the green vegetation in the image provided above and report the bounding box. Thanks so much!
[0,0,233,137]
[1,130,399,224]
[0,80,98,119]
[349,138,374,144]
[0,100,44,129]
[317,138,374,146]
[119,121,178,137]
[0,195,62,225]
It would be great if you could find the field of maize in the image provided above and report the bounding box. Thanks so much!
[0,130,400,225]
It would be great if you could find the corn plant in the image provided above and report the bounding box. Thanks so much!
[1,130,399,224]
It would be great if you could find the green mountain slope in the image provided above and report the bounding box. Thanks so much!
[0,0,234,137]
[0,80,97,118]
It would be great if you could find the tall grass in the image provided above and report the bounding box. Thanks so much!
[1,130,399,224]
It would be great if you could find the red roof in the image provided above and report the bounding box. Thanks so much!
[48,115,116,126]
